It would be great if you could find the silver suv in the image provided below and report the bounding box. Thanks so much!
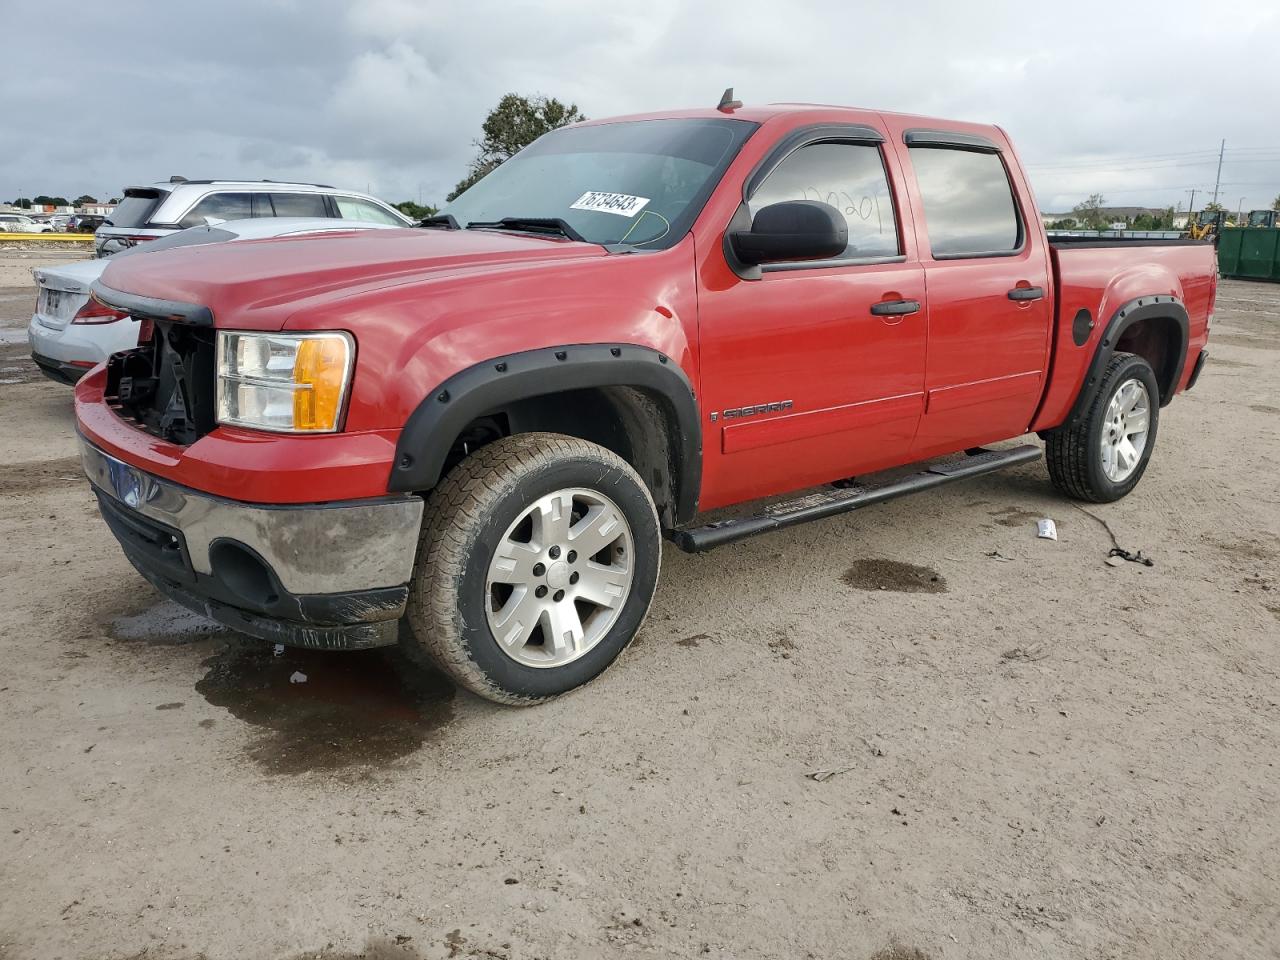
[95,177,414,256]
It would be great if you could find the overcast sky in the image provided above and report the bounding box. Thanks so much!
[3,0,1278,214]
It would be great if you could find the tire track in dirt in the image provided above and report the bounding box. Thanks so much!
[0,455,83,497]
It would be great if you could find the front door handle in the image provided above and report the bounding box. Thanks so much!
[1007,286,1045,301]
[870,298,921,317]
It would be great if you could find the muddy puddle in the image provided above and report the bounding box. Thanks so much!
[195,638,455,775]
[987,505,1043,528]
[110,601,230,645]
[844,558,947,594]
[110,600,455,775]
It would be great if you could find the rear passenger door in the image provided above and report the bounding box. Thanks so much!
[269,192,332,219]
[887,127,1052,459]
[178,193,253,228]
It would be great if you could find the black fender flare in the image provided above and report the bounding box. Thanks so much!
[388,343,702,523]
[1065,294,1189,426]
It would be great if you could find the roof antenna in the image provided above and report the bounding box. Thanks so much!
[717,87,742,113]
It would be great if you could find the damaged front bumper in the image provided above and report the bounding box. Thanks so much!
[80,437,424,649]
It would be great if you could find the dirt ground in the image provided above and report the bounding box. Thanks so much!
[0,249,1277,960]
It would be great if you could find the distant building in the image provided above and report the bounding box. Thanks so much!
[79,202,116,216]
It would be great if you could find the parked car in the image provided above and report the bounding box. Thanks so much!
[0,213,45,233]
[45,215,73,232]
[75,101,1215,705]
[94,178,414,256]
[67,214,106,233]
[29,217,402,384]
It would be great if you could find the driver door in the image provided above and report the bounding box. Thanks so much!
[696,130,928,510]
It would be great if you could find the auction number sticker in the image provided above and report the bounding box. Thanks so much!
[570,191,650,217]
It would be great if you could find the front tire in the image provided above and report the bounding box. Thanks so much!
[404,433,661,705]
[1045,352,1160,503]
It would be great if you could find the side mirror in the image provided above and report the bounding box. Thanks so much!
[729,200,847,266]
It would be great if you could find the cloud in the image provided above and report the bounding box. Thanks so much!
[1,0,1277,211]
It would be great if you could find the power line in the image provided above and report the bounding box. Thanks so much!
[1024,145,1280,169]
[1033,157,1280,175]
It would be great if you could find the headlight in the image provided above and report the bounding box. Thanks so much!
[216,331,354,433]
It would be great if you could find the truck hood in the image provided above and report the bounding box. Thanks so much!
[96,227,610,330]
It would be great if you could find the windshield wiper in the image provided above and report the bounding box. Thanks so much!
[418,214,460,230]
[466,217,587,243]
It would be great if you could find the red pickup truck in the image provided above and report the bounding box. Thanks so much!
[75,100,1215,704]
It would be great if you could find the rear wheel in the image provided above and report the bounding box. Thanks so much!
[1045,352,1160,503]
[404,433,661,704]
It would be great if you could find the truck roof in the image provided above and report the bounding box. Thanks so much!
[576,102,1002,137]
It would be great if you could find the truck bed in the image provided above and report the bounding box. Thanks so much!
[1031,239,1217,432]
[1048,235,1213,249]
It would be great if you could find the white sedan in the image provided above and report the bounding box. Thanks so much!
[29,217,402,384]
[0,213,47,233]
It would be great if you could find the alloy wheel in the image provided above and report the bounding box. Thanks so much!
[485,487,635,668]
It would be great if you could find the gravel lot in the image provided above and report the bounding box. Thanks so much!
[0,250,1277,960]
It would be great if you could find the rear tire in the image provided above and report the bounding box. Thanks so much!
[1045,352,1160,503]
[403,433,661,705]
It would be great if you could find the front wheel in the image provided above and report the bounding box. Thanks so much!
[1045,351,1160,503]
[404,433,661,705]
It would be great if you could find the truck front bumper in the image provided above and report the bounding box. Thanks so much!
[81,437,424,649]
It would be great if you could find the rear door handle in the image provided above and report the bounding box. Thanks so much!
[870,299,921,317]
[1007,286,1045,301]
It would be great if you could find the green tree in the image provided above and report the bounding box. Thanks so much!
[1202,201,1225,213]
[1048,217,1078,230]
[1271,194,1280,211]
[32,194,69,206]
[1071,193,1109,231]
[1131,208,1177,230]
[10,197,32,209]
[393,200,439,220]
[448,93,586,201]
[75,194,98,205]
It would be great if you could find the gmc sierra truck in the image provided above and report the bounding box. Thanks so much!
[75,100,1215,704]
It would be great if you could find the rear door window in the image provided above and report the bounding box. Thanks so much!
[179,193,253,228]
[908,148,1021,257]
[335,196,406,225]
[748,141,900,260]
[269,193,330,218]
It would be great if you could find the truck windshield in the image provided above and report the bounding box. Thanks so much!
[440,118,757,249]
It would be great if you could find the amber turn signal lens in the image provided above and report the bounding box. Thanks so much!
[292,336,351,431]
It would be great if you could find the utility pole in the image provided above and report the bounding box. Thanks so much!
[1187,188,1197,215]
[1211,139,1225,206]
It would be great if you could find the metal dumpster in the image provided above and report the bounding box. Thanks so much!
[1218,227,1280,282]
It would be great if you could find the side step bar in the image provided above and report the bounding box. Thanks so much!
[669,444,1042,553]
